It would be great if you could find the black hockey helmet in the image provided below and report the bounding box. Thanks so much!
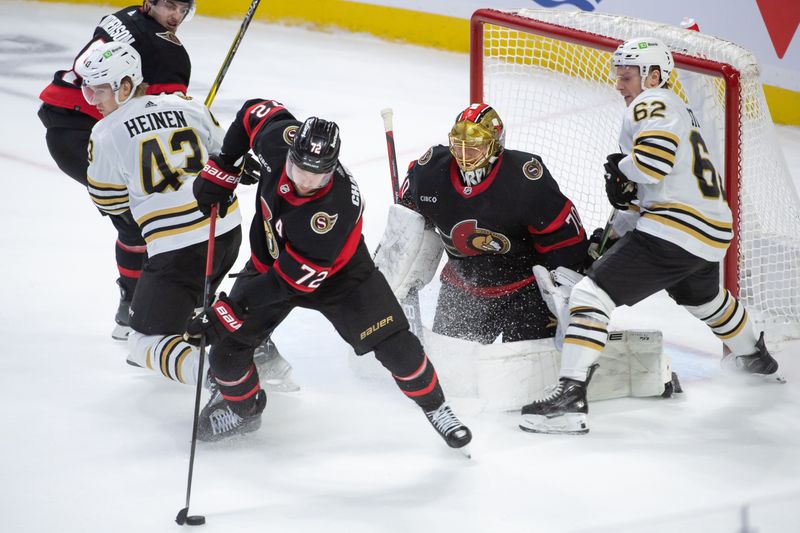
[289,117,341,174]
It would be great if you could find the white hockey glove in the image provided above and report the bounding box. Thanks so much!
[533,265,584,351]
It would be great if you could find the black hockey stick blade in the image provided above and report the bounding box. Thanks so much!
[176,507,206,526]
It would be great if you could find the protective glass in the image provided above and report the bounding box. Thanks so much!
[286,153,334,193]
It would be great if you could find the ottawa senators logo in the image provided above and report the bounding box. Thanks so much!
[523,158,544,180]
[442,219,511,257]
[310,211,338,234]
[283,125,299,146]
[156,31,183,46]
[260,198,280,259]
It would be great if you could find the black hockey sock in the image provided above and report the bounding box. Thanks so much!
[214,363,262,415]
[115,239,146,298]
[392,354,445,412]
[373,331,445,411]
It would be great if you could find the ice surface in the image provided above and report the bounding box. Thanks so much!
[2,3,800,532]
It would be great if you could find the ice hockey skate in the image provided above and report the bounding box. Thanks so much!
[520,365,597,434]
[197,388,267,442]
[112,281,132,341]
[253,338,300,392]
[424,402,472,457]
[721,332,786,383]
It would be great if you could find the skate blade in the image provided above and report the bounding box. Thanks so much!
[760,372,787,384]
[263,377,301,393]
[112,324,132,341]
[519,413,589,435]
[456,444,472,459]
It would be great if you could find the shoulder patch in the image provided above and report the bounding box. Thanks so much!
[310,211,338,234]
[156,31,182,46]
[283,125,299,146]
[522,158,544,180]
[417,147,434,166]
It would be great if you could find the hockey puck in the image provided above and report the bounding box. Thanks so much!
[186,515,206,526]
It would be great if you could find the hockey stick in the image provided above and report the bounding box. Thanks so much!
[380,108,425,339]
[175,206,217,527]
[204,0,262,108]
[176,3,262,525]
[596,209,617,257]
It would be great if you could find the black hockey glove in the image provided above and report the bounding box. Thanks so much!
[239,154,262,186]
[587,226,619,260]
[604,153,638,210]
[194,156,241,218]
[184,293,246,346]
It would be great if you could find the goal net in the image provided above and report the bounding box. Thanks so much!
[471,8,800,339]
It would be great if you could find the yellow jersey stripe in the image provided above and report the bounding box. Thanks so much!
[647,203,733,230]
[87,176,127,191]
[642,213,731,248]
[137,200,200,226]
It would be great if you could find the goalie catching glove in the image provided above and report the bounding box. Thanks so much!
[604,153,637,210]
[193,156,241,218]
[185,293,246,346]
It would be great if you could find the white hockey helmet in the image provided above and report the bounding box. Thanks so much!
[76,41,143,105]
[612,38,674,89]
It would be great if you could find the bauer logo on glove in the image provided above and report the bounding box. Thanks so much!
[184,293,246,345]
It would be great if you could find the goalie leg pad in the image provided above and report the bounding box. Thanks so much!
[588,330,671,401]
[373,204,443,301]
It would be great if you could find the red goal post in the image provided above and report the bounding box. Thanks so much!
[470,8,800,338]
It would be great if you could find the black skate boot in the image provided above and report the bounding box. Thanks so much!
[721,332,786,383]
[112,279,133,341]
[424,402,472,457]
[254,338,300,392]
[519,365,598,434]
[197,388,267,442]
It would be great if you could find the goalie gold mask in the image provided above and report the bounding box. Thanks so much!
[448,104,505,172]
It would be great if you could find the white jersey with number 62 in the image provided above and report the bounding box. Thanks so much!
[617,87,733,262]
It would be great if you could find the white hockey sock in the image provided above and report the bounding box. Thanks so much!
[128,332,199,384]
[683,288,758,355]
[560,277,616,382]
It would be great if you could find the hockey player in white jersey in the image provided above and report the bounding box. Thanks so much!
[78,41,242,385]
[79,42,299,391]
[520,37,784,435]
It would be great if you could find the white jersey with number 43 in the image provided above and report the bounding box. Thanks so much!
[86,94,241,257]
[617,87,733,262]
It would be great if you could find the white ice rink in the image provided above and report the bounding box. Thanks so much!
[2,2,800,532]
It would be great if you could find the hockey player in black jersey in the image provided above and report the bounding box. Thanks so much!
[186,99,472,452]
[38,0,194,340]
[384,103,589,344]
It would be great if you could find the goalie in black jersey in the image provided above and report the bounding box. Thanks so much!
[38,0,194,340]
[376,103,589,344]
[185,99,472,453]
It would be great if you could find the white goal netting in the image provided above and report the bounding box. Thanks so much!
[473,8,800,338]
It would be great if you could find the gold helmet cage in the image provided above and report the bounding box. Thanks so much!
[448,103,505,172]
